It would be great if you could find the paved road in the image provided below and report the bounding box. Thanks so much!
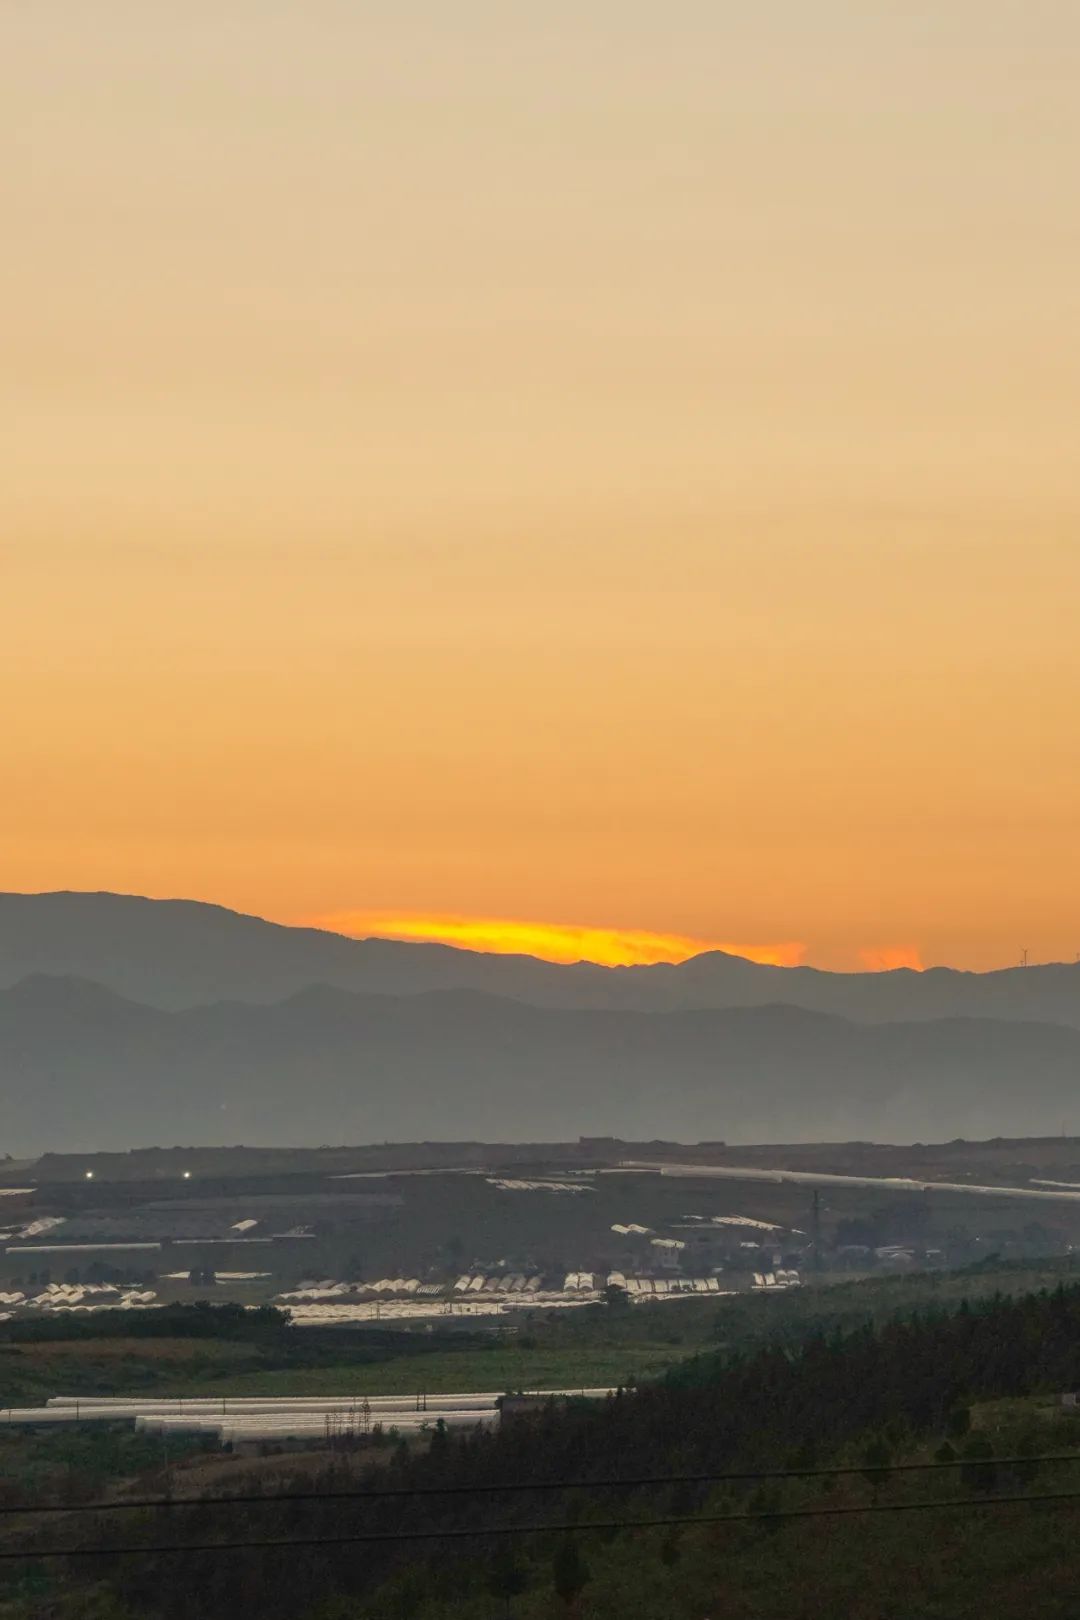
[611,1162,1080,1204]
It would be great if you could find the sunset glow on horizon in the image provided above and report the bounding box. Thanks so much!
[308,913,808,970]
[5,5,1080,975]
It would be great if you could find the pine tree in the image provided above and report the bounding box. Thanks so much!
[488,1543,528,1617]
[960,1435,997,1493]
[552,1536,590,1607]
[861,1434,892,1496]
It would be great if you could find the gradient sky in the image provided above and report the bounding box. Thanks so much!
[4,3,1080,971]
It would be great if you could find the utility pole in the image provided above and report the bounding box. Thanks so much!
[811,1189,823,1277]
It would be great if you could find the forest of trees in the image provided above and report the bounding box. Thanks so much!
[9,1283,1080,1617]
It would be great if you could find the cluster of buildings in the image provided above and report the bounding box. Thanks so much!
[0,1282,159,1319]
[279,1277,446,1301]
[265,1263,797,1323]
[0,1172,817,1326]
[621,1276,726,1296]
[454,1272,545,1293]
[751,1269,801,1290]
[486,1179,593,1195]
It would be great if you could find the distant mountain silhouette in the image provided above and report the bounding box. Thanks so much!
[3,973,1080,1154]
[2,891,1080,1027]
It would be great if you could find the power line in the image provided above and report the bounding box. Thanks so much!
[3,1451,1079,1520]
[7,1489,1080,1563]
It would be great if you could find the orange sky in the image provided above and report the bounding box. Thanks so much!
[4,5,1080,973]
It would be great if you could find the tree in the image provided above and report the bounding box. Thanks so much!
[1010,1426,1041,1487]
[552,1537,590,1607]
[960,1435,997,1494]
[861,1434,892,1497]
[426,1416,450,1464]
[488,1543,528,1616]
[946,1405,971,1440]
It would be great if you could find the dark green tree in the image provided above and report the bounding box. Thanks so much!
[552,1536,590,1607]
[488,1542,528,1616]
[946,1405,971,1440]
[861,1435,892,1499]
[960,1435,997,1493]
[659,1531,681,1567]
[1010,1426,1041,1487]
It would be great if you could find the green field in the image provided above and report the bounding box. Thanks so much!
[0,1320,710,1405]
[186,1339,694,1396]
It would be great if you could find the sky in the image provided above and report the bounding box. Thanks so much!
[3,3,1079,972]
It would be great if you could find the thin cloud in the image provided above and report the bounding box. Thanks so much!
[308,911,807,970]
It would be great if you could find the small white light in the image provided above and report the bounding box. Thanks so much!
[85,1171,94,1180]
[182,1171,192,1180]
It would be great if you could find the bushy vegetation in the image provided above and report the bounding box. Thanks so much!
[0,1426,211,1509]
[0,1302,289,1345]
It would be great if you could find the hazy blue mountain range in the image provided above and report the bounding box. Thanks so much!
[2,891,1080,1026]
[3,973,1080,1155]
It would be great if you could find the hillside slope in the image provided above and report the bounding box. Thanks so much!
[21,1281,1080,1620]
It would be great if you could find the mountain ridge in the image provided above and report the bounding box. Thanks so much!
[3,890,1080,1027]
[4,970,1080,1156]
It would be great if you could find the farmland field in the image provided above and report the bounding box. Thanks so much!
[5,1259,1078,1409]
[184,1339,695,1396]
